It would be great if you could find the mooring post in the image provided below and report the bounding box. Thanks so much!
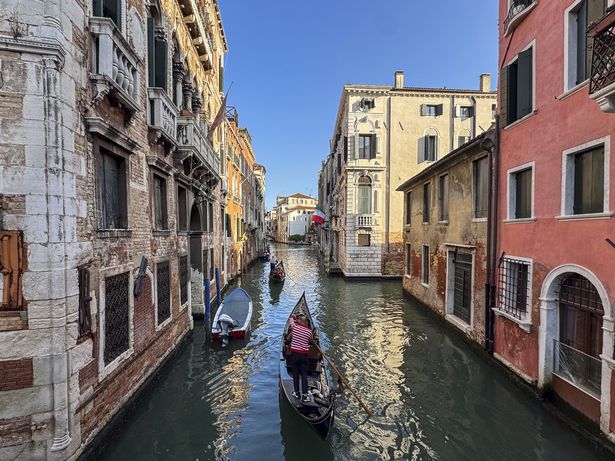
[204,276,211,331]
[215,267,221,305]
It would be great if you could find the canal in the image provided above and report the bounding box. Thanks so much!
[97,245,611,461]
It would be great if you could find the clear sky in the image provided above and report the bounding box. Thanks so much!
[217,0,499,209]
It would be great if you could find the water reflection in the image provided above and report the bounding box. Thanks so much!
[97,244,612,461]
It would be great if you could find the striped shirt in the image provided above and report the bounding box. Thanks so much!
[290,318,313,355]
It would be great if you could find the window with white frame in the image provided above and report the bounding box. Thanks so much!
[357,176,372,214]
[562,141,607,216]
[565,0,607,90]
[421,104,443,116]
[508,163,534,220]
[497,256,531,321]
[421,135,437,162]
[422,245,430,285]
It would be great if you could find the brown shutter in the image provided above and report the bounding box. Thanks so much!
[0,231,24,311]
[500,65,509,127]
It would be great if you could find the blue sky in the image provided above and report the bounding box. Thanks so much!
[218,1,499,209]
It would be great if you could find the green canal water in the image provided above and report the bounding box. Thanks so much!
[96,245,612,461]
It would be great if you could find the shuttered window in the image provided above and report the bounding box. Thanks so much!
[504,46,533,126]
[514,168,532,219]
[422,245,430,285]
[439,174,449,221]
[458,136,470,147]
[147,17,168,90]
[405,191,412,225]
[473,156,489,218]
[0,231,24,311]
[93,0,121,28]
[358,134,376,159]
[423,183,431,223]
[98,148,127,229]
[424,135,437,162]
[153,175,168,230]
[421,104,443,116]
[574,145,604,214]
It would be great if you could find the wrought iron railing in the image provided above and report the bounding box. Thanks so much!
[504,0,535,33]
[148,87,178,141]
[177,116,221,175]
[553,339,601,398]
[589,8,615,95]
[104,272,130,365]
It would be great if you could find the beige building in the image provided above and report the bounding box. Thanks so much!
[319,71,497,277]
[273,194,317,243]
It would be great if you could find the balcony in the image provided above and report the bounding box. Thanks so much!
[589,7,615,113]
[503,0,536,36]
[89,17,140,114]
[147,88,178,147]
[176,116,220,183]
[177,0,213,72]
[356,214,376,228]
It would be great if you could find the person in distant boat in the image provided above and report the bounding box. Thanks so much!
[287,313,314,402]
[270,254,277,272]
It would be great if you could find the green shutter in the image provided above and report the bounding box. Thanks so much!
[517,48,533,119]
[587,0,607,78]
[147,17,155,87]
[500,65,509,127]
[508,61,519,123]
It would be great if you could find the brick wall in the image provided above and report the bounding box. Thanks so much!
[0,359,33,392]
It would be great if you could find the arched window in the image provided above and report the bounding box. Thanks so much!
[357,176,372,214]
[559,273,604,358]
[146,6,167,90]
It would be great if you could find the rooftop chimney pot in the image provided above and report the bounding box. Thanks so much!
[480,73,491,92]
[394,71,405,89]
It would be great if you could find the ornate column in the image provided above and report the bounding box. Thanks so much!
[192,95,202,122]
[182,80,193,113]
[172,62,186,109]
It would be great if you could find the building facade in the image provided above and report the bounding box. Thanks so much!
[398,131,495,345]
[0,0,253,458]
[493,0,615,439]
[272,194,316,243]
[318,71,497,277]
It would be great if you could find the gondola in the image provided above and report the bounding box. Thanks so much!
[258,252,270,262]
[269,260,285,283]
[279,293,336,437]
[211,288,253,346]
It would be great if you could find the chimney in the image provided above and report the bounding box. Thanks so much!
[480,73,491,92]
[394,71,405,89]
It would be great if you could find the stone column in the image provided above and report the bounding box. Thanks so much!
[192,96,202,123]
[182,80,193,113]
[173,62,186,109]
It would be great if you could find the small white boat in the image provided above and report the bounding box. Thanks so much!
[211,288,253,346]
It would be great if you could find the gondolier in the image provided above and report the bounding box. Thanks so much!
[287,313,314,402]
[270,254,277,272]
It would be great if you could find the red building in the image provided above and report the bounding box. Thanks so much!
[494,0,615,437]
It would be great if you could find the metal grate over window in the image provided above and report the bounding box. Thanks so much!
[104,272,130,365]
[179,256,188,306]
[498,256,530,320]
[157,261,170,324]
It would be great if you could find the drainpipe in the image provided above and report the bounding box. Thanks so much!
[484,117,500,353]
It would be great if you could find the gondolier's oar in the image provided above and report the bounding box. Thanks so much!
[313,344,373,418]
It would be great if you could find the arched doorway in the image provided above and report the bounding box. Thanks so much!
[189,203,203,314]
[538,265,612,429]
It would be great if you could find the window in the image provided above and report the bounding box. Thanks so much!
[458,136,470,147]
[421,104,443,116]
[422,135,437,162]
[439,174,449,221]
[343,136,348,163]
[153,174,168,230]
[177,186,187,231]
[359,98,375,110]
[208,202,214,232]
[93,0,121,28]
[508,165,533,219]
[98,147,127,229]
[405,243,411,276]
[502,46,533,126]
[491,103,497,120]
[357,176,372,214]
[456,106,474,118]
[104,272,130,365]
[563,143,606,216]
[147,15,167,90]
[358,134,376,159]
[422,245,430,285]
[566,0,606,90]
[358,233,370,247]
[473,156,489,219]
[156,261,170,325]
[423,183,431,223]
[179,255,188,306]
[405,191,412,225]
[497,256,531,320]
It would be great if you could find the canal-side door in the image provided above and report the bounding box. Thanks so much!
[453,253,472,324]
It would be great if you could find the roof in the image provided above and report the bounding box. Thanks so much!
[396,128,496,192]
[289,193,315,199]
[343,84,497,96]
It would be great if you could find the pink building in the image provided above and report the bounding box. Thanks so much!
[494,0,615,437]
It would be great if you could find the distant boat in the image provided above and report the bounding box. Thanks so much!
[269,260,285,283]
[211,288,253,346]
[279,293,336,437]
[259,252,270,262]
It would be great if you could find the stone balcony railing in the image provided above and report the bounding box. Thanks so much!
[589,7,615,113]
[89,17,140,113]
[177,116,220,176]
[356,214,376,228]
[147,88,178,145]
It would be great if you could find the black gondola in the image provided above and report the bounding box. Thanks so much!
[269,260,285,283]
[279,293,336,437]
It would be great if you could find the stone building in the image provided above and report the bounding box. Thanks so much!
[272,194,317,243]
[397,130,495,345]
[0,0,228,458]
[318,71,497,277]
[492,0,615,438]
[224,107,244,279]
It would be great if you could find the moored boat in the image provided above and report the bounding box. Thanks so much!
[279,293,336,437]
[211,288,253,346]
[269,260,285,283]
